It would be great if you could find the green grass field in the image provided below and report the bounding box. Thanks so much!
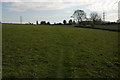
[95,25,119,31]
[2,23,119,78]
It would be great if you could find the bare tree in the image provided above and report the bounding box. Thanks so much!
[71,10,87,25]
[90,12,102,25]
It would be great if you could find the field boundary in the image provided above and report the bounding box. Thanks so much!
[74,26,120,32]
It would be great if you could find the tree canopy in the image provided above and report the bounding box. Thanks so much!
[71,10,87,24]
[90,12,102,24]
[63,20,67,24]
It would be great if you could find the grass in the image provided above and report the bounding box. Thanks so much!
[76,24,119,31]
[2,23,119,78]
[95,25,119,31]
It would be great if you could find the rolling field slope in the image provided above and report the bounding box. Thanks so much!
[2,24,119,78]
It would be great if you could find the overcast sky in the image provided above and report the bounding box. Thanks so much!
[0,0,119,24]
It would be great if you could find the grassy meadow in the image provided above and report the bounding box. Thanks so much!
[2,23,119,78]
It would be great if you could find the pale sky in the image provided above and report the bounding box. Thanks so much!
[0,0,119,24]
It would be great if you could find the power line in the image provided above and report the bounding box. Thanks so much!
[103,11,105,22]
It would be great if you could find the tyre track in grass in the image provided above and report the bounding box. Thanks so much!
[55,28,65,78]
[55,27,74,78]
[56,48,64,78]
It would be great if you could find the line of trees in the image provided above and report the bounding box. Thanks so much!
[35,9,105,26]
[71,9,102,26]
[36,19,76,25]
[53,19,76,25]
[36,21,51,25]
[62,19,76,25]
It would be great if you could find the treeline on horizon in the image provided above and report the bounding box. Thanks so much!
[34,20,120,26]
[34,9,120,26]
[35,19,76,25]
